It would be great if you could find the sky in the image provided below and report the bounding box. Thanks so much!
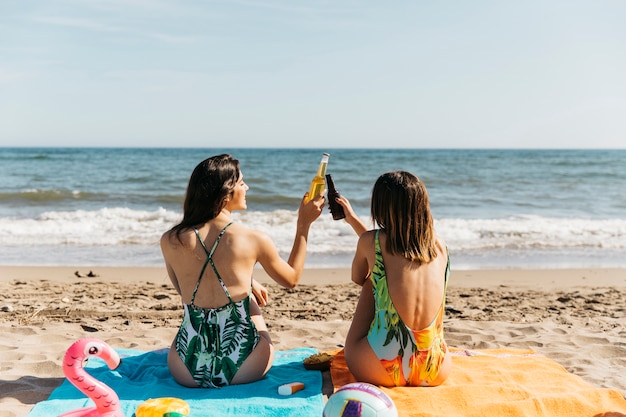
[1,1,625,149]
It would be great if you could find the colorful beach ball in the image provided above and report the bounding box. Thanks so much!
[324,382,398,417]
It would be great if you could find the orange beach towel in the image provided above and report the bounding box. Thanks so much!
[330,348,626,417]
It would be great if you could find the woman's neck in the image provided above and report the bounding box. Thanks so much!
[216,209,233,223]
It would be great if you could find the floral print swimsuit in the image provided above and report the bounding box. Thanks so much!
[366,230,450,386]
[174,223,260,388]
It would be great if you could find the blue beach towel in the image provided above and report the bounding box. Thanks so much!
[28,347,324,417]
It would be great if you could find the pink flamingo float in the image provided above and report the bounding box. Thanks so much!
[58,338,124,417]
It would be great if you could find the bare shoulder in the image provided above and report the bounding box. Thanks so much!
[160,229,176,247]
[227,223,275,251]
[228,222,267,241]
[357,229,376,245]
[353,230,376,262]
[435,236,448,255]
[161,228,175,239]
[228,224,278,265]
[160,228,193,251]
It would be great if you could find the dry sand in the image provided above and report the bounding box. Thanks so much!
[1,266,625,417]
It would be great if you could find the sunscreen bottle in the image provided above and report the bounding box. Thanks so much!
[278,382,305,395]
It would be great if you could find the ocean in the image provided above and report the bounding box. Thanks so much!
[1,147,625,270]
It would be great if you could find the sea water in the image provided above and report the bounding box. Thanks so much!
[0,147,624,269]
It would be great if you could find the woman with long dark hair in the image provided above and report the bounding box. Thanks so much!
[161,154,324,388]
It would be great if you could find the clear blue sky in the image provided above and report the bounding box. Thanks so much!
[1,1,625,148]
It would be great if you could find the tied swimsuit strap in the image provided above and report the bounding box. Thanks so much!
[191,222,234,305]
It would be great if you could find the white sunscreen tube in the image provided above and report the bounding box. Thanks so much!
[278,382,305,395]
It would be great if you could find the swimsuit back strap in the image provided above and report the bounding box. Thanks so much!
[374,229,382,258]
[190,222,234,305]
[444,248,450,287]
[207,223,234,303]
[442,246,450,305]
[208,222,233,257]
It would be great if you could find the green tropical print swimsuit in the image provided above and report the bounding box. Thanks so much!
[366,229,450,386]
[174,223,260,388]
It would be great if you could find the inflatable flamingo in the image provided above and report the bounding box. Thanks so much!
[58,338,124,417]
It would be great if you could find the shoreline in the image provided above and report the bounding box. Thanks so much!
[1,266,625,416]
[2,265,626,288]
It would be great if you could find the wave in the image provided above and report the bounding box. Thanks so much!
[0,189,301,213]
[1,208,624,254]
[0,189,97,203]
[0,207,626,269]
[437,215,626,251]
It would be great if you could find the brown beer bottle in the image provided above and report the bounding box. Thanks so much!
[325,174,345,220]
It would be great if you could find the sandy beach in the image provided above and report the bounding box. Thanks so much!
[1,266,625,417]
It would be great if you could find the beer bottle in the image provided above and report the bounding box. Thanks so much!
[306,153,330,202]
[325,174,345,220]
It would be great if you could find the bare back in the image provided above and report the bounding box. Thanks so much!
[353,230,448,330]
[161,220,262,306]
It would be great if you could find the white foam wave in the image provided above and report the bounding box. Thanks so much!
[437,215,626,251]
[0,209,624,266]
[0,207,181,246]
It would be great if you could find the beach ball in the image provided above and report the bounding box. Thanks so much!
[324,382,398,417]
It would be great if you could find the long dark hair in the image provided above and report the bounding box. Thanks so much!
[371,171,437,263]
[170,154,241,242]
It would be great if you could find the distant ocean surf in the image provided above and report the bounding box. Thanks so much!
[1,147,624,269]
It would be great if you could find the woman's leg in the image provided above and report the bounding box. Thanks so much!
[426,346,452,386]
[167,340,200,388]
[230,300,274,385]
[344,281,395,387]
